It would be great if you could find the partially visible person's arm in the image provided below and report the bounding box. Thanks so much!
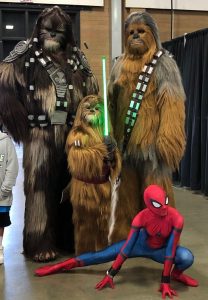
[0,138,18,199]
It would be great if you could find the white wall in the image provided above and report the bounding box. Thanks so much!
[0,0,104,6]
[111,0,122,61]
[126,0,208,11]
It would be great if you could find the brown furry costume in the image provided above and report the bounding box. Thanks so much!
[0,6,98,261]
[108,12,186,243]
[66,95,121,255]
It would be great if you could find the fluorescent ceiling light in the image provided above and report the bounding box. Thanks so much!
[6,25,14,30]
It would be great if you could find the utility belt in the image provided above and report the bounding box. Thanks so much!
[27,113,75,128]
[74,165,110,184]
[35,51,71,126]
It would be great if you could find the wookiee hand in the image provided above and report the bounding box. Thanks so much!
[95,274,115,290]
[74,140,82,147]
[103,135,117,162]
[159,283,177,299]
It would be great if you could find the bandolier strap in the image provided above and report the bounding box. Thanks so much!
[35,50,68,112]
[122,49,165,154]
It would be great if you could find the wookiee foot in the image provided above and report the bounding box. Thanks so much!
[33,249,58,262]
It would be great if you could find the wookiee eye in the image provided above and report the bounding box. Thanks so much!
[138,29,145,34]
[56,29,65,34]
[95,107,99,111]
[130,30,134,35]
[45,28,52,33]
[57,25,65,32]
[84,102,90,109]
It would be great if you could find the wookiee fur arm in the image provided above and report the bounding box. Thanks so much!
[66,131,108,178]
[108,58,123,130]
[85,74,99,95]
[0,62,29,143]
[155,54,186,170]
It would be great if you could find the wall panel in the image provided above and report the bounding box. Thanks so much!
[80,0,110,92]
[125,7,208,42]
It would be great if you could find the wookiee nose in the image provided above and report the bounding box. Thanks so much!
[133,33,139,39]
[50,32,56,37]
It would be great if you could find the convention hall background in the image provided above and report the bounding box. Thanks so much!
[0,1,208,299]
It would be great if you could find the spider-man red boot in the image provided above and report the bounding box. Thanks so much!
[35,258,84,276]
[171,268,199,287]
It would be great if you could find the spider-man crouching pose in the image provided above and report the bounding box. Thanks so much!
[35,185,198,298]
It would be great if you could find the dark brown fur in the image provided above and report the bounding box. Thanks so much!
[108,12,186,243]
[0,6,98,261]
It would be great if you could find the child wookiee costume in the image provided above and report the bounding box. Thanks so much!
[66,95,121,255]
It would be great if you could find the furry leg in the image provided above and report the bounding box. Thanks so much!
[142,160,175,207]
[73,207,98,255]
[23,130,66,261]
[96,190,111,250]
[110,164,140,244]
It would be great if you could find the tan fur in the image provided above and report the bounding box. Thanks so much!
[35,85,56,113]
[66,95,121,255]
[108,13,186,243]
[0,63,16,86]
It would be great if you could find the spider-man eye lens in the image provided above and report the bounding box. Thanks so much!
[165,197,169,205]
[151,200,161,208]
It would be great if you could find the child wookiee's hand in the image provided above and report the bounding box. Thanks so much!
[103,136,117,162]
[74,140,82,147]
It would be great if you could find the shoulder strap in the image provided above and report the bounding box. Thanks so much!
[35,50,68,112]
[74,47,93,76]
[122,49,164,154]
[3,41,29,63]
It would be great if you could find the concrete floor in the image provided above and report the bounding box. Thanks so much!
[0,145,208,300]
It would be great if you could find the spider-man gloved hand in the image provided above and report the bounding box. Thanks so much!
[159,283,177,299]
[159,273,177,299]
[95,267,119,290]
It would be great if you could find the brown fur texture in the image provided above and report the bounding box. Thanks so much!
[108,12,186,243]
[0,6,98,261]
[66,95,121,255]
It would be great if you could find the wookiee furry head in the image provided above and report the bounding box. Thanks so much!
[124,12,162,56]
[31,5,76,51]
[73,95,105,130]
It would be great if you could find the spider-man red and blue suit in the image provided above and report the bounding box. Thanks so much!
[35,185,198,298]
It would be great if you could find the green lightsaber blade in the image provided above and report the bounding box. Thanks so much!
[102,56,109,136]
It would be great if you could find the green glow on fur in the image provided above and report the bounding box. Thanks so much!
[90,103,104,128]
[85,101,110,137]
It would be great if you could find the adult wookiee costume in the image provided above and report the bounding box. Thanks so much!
[0,6,98,261]
[108,12,186,243]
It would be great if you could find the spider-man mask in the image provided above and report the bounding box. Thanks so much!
[144,185,168,216]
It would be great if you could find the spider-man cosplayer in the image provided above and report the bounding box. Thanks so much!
[35,185,198,298]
